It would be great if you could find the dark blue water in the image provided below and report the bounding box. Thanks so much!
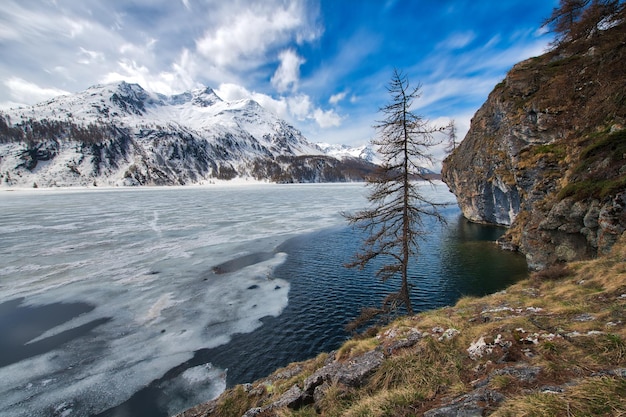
[99,210,527,417]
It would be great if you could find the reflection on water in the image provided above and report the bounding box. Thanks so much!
[437,215,528,302]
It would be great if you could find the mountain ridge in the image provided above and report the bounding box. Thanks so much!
[0,82,377,187]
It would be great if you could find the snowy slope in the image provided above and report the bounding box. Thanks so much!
[0,82,376,187]
[316,142,383,166]
[11,82,323,157]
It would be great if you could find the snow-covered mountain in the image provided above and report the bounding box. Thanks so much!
[0,82,377,187]
[316,142,439,178]
[316,142,383,166]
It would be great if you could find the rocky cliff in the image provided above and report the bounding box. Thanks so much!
[442,17,626,270]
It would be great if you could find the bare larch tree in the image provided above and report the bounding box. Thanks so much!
[543,0,625,45]
[444,119,457,155]
[345,69,448,323]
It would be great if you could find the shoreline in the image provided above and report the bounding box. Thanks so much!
[0,178,375,194]
[0,178,451,194]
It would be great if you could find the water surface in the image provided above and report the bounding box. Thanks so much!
[0,183,527,417]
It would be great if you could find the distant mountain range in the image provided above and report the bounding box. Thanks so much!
[0,82,378,187]
[316,142,383,166]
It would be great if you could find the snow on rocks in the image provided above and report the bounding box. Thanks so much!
[438,328,460,341]
[467,335,513,361]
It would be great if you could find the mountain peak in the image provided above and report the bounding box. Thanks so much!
[191,86,222,107]
[318,142,383,165]
[0,80,381,187]
[85,81,146,95]
[108,82,154,116]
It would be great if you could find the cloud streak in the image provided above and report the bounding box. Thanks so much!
[4,77,70,104]
[0,0,555,154]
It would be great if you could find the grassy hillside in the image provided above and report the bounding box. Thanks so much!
[178,235,625,417]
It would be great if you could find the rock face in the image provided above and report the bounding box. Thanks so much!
[442,20,626,270]
[176,350,385,417]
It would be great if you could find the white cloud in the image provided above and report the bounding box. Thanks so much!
[214,83,252,101]
[100,49,199,96]
[216,84,341,129]
[313,108,342,128]
[329,91,347,105]
[287,94,342,128]
[0,2,81,42]
[4,77,70,104]
[414,76,502,111]
[302,113,374,147]
[64,17,89,39]
[195,2,313,69]
[287,94,312,121]
[216,82,289,119]
[436,31,476,50]
[78,47,105,65]
[0,0,326,119]
[271,49,304,93]
[170,49,198,91]
[119,43,140,55]
[485,34,502,49]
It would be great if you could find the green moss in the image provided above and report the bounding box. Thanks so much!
[533,143,567,159]
[579,129,626,162]
[558,176,626,200]
[558,129,626,201]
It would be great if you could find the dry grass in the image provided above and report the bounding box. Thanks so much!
[212,385,252,417]
[336,338,380,360]
[492,376,626,417]
[342,387,426,417]
[368,338,464,395]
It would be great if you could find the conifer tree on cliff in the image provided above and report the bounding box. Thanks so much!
[543,0,625,44]
[345,69,448,324]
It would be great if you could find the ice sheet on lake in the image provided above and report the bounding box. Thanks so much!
[0,183,374,417]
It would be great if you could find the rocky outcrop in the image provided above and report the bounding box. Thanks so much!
[442,19,626,270]
[176,350,385,417]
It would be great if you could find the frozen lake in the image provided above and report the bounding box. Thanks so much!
[0,182,527,417]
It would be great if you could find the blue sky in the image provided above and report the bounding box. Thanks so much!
[0,0,557,156]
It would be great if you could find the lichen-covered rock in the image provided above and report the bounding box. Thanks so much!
[442,22,626,270]
[271,384,304,409]
[303,350,384,395]
[231,349,386,417]
[423,388,505,417]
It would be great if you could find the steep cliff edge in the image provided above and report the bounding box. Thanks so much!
[442,18,626,270]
